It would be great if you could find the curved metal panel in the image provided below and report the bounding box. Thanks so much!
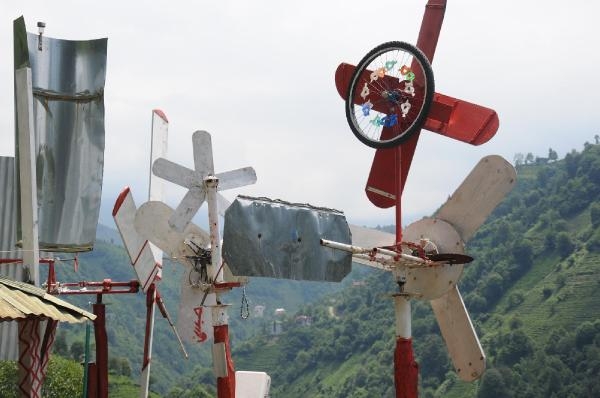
[222,195,352,282]
[13,17,107,252]
[0,156,22,360]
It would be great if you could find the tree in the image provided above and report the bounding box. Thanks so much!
[497,330,534,366]
[525,152,534,164]
[42,356,84,398]
[513,153,525,166]
[548,148,558,162]
[70,340,84,361]
[591,202,600,229]
[595,134,599,145]
[556,232,575,258]
[544,233,556,250]
[53,330,69,357]
[0,361,18,398]
[482,272,504,303]
[477,368,512,398]
[512,240,533,269]
[565,150,579,177]
[575,321,597,348]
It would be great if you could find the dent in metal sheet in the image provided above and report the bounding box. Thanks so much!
[222,196,352,282]
[13,17,107,252]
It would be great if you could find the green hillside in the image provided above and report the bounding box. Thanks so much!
[0,223,361,396]
[233,142,600,397]
[3,142,599,397]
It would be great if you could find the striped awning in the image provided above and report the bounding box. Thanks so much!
[0,277,95,323]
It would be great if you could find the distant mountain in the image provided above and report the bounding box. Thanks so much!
[231,143,600,397]
[95,223,122,246]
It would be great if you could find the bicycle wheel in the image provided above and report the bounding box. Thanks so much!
[345,41,435,149]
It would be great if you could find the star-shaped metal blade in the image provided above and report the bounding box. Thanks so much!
[151,130,256,232]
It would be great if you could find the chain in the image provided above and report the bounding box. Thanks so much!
[240,286,250,319]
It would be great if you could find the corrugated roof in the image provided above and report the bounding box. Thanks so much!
[0,277,95,323]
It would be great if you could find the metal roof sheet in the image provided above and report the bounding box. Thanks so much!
[0,277,95,323]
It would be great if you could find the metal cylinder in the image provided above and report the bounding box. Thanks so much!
[393,295,411,339]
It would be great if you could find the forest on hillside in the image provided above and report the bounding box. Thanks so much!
[1,141,600,397]
[233,141,600,397]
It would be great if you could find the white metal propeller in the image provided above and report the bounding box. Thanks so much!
[152,130,256,232]
[348,155,516,381]
[136,130,255,344]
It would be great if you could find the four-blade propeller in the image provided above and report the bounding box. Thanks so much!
[348,155,516,381]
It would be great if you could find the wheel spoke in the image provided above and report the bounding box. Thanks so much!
[346,41,434,149]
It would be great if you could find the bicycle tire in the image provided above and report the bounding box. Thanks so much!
[345,41,435,149]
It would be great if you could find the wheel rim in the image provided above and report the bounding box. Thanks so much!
[347,43,433,148]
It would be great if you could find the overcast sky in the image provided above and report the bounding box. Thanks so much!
[1,0,599,229]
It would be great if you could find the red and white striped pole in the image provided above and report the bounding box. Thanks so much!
[206,176,236,398]
[393,138,418,398]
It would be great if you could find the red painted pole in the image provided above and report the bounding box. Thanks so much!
[93,295,108,398]
[395,146,403,246]
[395,337,419,398]
[214,324,236,398]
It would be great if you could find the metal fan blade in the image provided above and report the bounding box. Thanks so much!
[435,155,516,243]
[348,256,390,271]
[135,201,210,260]
[169,188,206,232]
[216,167,257,191]
[346,225,395,270]
[349,224,395,248]
[152,158,196,189]
[192,130,215,175]
[112,188,161,293]
[430,285,485,381]
[177,274,216,344]
[217,193,231,217]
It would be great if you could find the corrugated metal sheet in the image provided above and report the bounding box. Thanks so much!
[0,157,21,280]
[0,156,23,361]
[222,195,352,282]
[0,277,95,323]
[13,16,107,252]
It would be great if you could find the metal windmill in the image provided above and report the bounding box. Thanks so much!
[324,155,516,384]
[130,129,259,398]
[331,1,510,396]
[112,110,188,398]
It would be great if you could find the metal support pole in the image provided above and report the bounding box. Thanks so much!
[393,294,418,398]
[15,66,43,398]
[395,146,403,246]
[93,295,108,398]
[205,176,222,282]
[82,317,91,398]
[15,67,39,285]
[394,295,411,339]
[205,176,236,398]
[213,307,235,398]
[140,285,157,398]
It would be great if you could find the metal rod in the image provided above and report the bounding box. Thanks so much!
[15,67,40,285]
[320,238,427,265]
[395,145,403,246]
[82,311,91,398]
[394,295,412,338]
[205,176,222,283]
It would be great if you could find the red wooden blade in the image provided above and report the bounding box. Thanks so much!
[336,63,499,207]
